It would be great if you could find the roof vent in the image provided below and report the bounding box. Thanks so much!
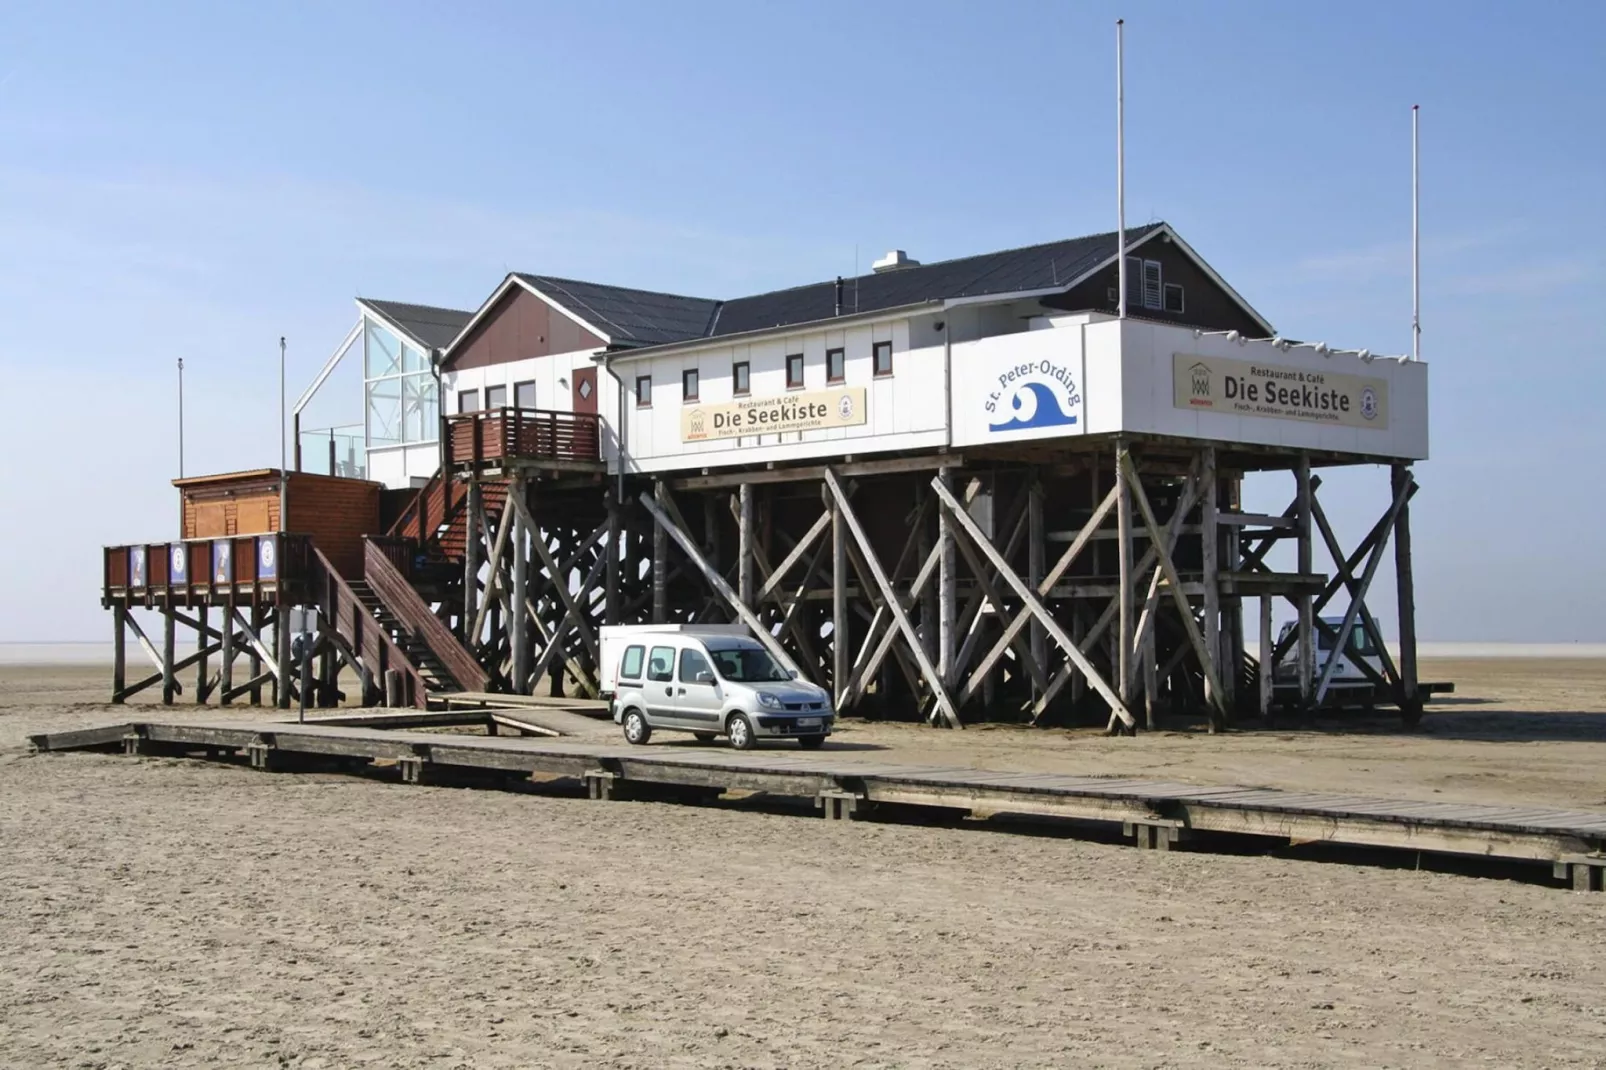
[872,249,920,273]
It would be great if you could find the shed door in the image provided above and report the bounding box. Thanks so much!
[195,502,228,538]
[572,367,597,415]
[237,498,275,535]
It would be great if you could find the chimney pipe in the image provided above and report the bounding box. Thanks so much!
[835,276,843,317]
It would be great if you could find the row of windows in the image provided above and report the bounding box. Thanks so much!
[637,341,894,408]
[457,381,537,414]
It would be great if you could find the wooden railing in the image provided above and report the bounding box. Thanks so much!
[306,545,427,708]
[445,407,602,470]
[103,533,312,604]
[386,469,469,547]
[363,539,491,694]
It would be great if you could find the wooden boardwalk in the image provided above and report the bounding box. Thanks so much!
[30,719,1606,891]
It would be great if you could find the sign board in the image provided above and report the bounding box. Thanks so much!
[212,540,232,584]
[950,330,1087,448]
[1173,352,1389,430]
[257,536,278,580]
[681,387,867,443]
[129,547,146,588]
[169,544,187,583]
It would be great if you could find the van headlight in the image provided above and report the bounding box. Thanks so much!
[757,692,783,709]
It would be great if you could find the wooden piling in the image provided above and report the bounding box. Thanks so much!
[1295,453,1314,710]
[111,604,127,704]
[194,605,209,705]
[1393,463,1420,724]
[161,607,176,705]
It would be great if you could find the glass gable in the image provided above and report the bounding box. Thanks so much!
[362,315,438,449]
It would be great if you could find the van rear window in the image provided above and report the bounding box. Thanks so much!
[619,645,645,680]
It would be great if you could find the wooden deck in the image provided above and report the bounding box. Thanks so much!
[29,719,1606,891]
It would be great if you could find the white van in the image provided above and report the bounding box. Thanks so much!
[601,625,834,750]
[1274,616,1384,685]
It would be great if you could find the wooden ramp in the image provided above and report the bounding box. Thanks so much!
[29,720,1606,892]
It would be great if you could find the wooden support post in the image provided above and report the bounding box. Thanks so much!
[161,606,177,705]
[1201,446,1220,710]
[831,487,848,705]
[249,602,264,706]
[384,669,404,709]
[276,607,293,709]
[930,473,1134,730]
[652,482,669,624]
[827,470,961,727]
[1116,445,1135,719]
[192,605,209,705]
[1295,454,1315,711]
[605,493,621,626]
[464,482,482,642]
[738,483,755,610]
[1223,474,1242,713]
[937,467,957,687]
[1313,474,1413,707]
[1118,452,1228,731]
[111,604,127,703]
[1027,472,1047,702]
[511,485,530,693]
[1259,594,1274,722]
[639,488,802,677]
[1393,463,1421,725]
[219,596,235,706]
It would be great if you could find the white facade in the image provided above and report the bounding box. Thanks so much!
[601,313,951,474]
[603,309,1428,475]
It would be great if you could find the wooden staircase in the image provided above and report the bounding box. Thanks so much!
[345,577,456,694]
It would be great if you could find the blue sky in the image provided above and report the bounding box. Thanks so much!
[0,0,1601,642]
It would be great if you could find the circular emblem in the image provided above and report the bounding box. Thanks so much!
[1360,386,1378,422]
[170,546,185,574]
[838,395,854,419]
[259,539,276,570]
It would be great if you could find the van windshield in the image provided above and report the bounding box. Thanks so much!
[709,647,791,683]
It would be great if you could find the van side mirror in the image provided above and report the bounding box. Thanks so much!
[788,669,799,680]
[694,669,714,684]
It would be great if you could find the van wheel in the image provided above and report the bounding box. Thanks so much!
[726,713,756,751]
[622,709,652,745]
[693,732,717,744]
[798,735,826,750]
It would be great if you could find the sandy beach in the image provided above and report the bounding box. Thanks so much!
[3,658,1605,1068]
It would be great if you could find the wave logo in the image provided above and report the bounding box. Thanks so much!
[986,359,1082,433]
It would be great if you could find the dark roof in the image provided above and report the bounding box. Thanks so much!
[511,222,1178,351]
[359,299,474,351]
[514,275,721,347]
[713,224,1165,337]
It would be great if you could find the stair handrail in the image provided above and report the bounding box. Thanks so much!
[362,537,491,694]
[307,545,428,708]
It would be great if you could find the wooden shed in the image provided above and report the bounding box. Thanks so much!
[174,469,383,578]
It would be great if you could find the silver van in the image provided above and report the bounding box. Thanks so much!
[608,631,834,750]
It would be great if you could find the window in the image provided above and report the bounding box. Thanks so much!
[363,317,439,448]
[1163,283,1185,314]
[619,644,645,680]
[785,353,804,389]
[646,646,675,682]
[457,389,480,413]
[636,375,653,407]
[872,340,893,377]
[485,384,507,409]
[679,647,716,685]
[1142,260,1163,310]
[732,360,750,396]
[514,380,537,409]
[826,347,845,383]
[682,368,699,402]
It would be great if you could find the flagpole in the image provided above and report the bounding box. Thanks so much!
[1116,18,1127,320]
[1411,104,1420,361]
[177,357,185,479]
